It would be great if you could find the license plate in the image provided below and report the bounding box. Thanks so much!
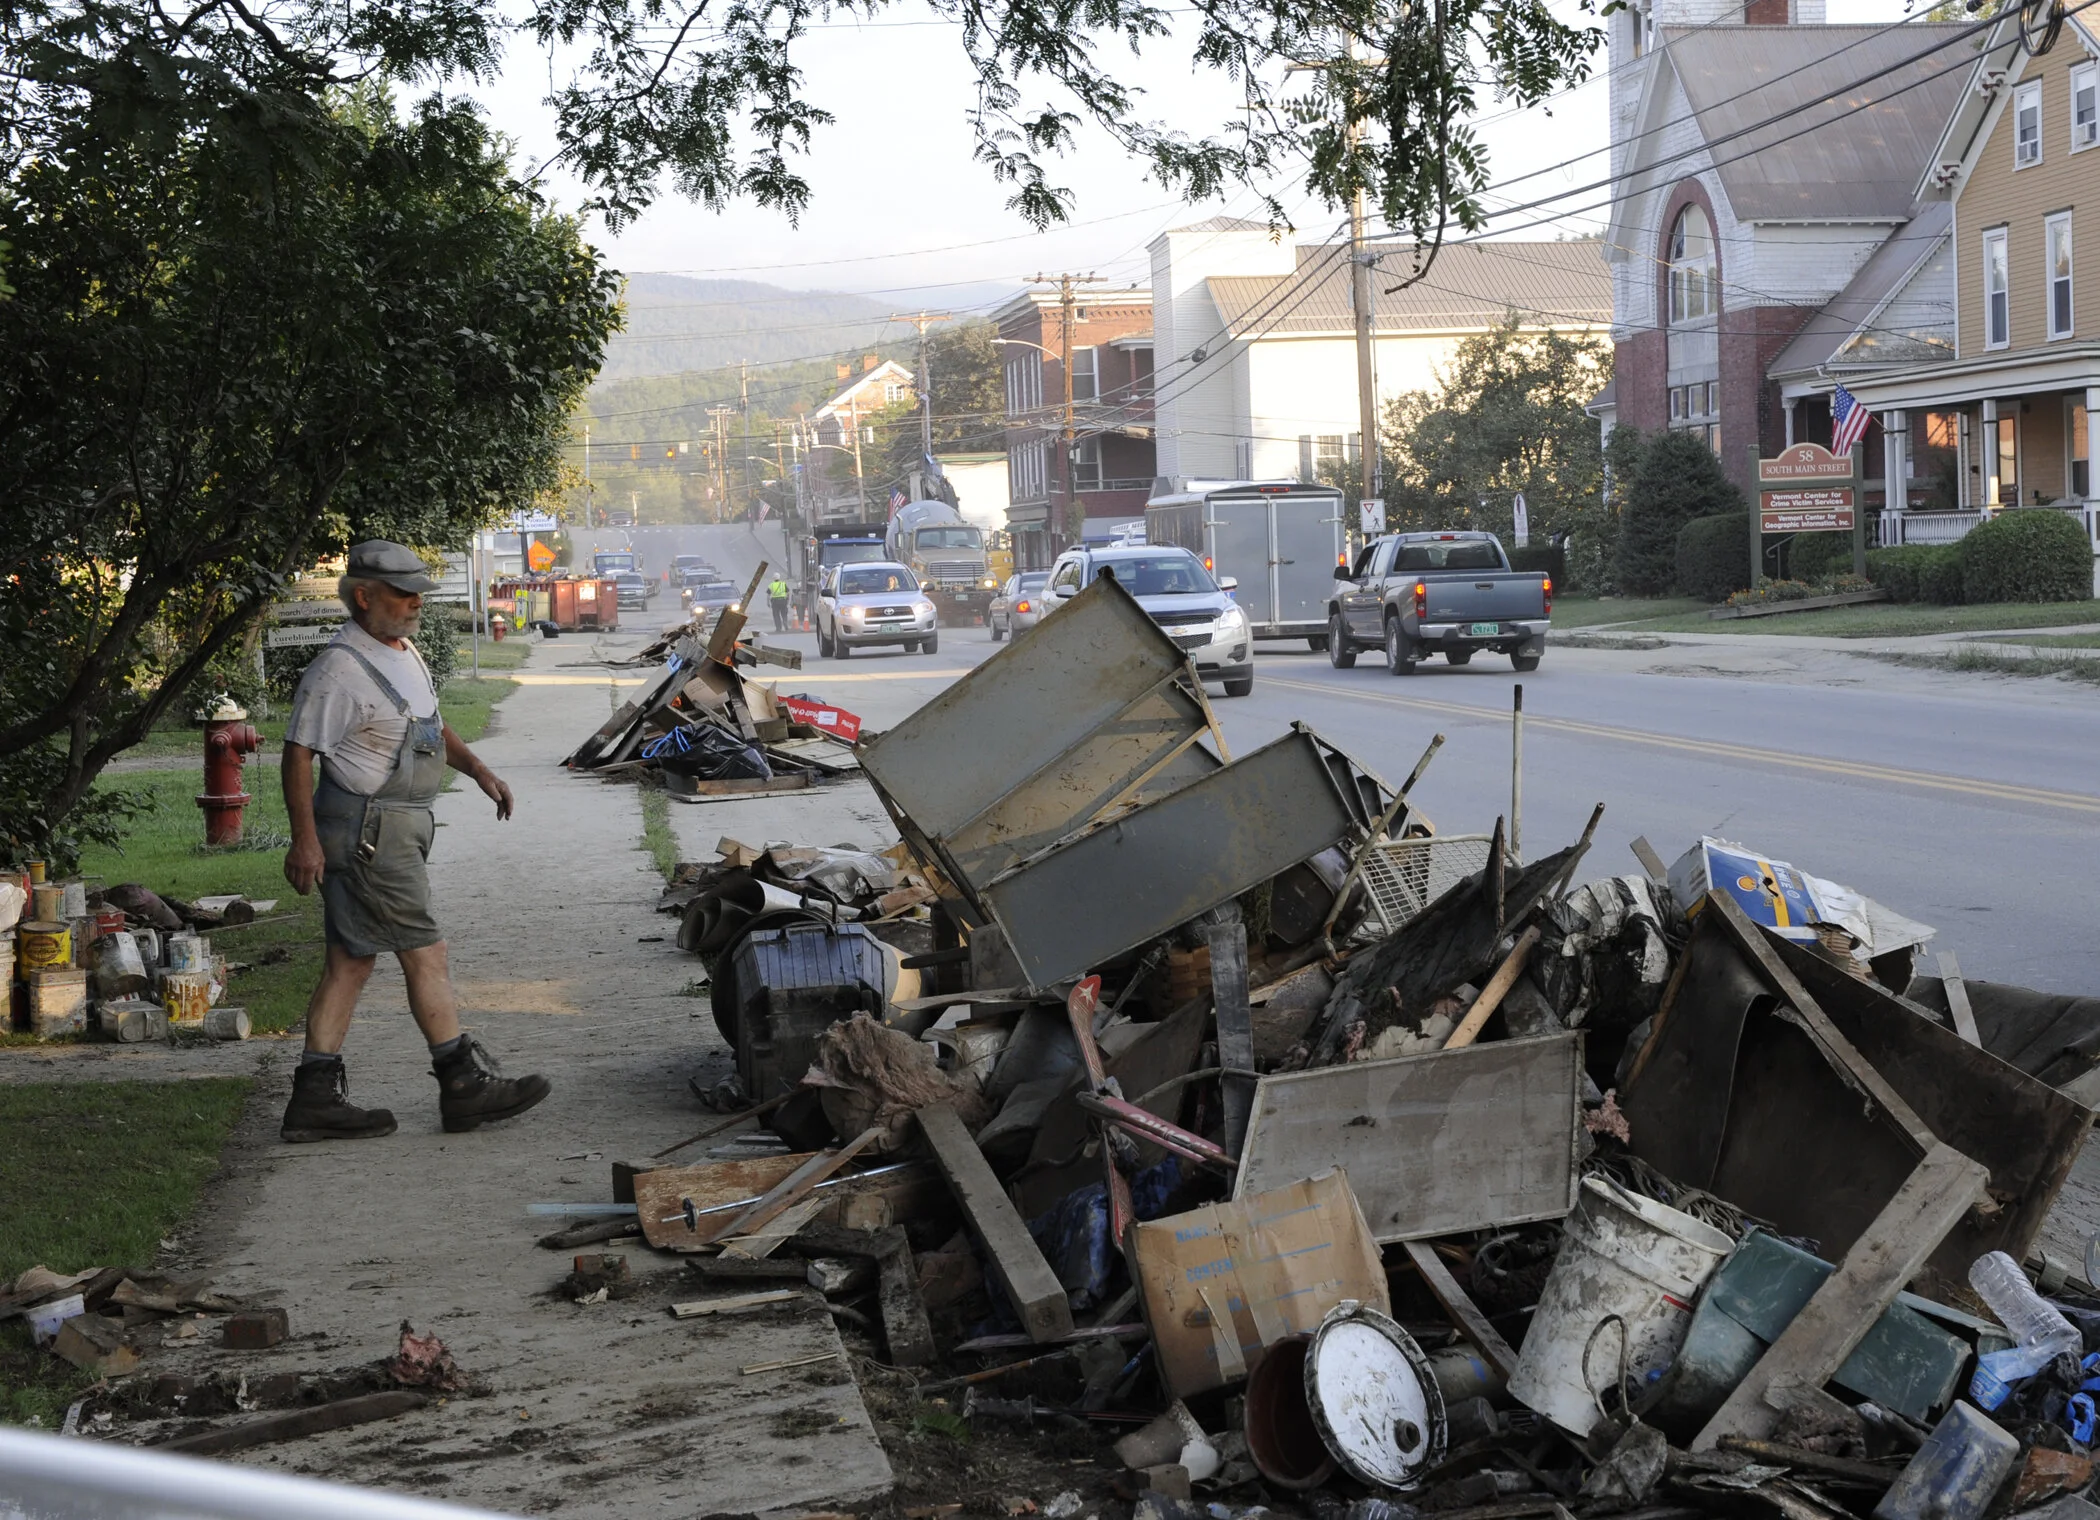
[1468,621,1500,637]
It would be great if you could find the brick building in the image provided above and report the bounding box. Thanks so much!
[993,289,1155,569]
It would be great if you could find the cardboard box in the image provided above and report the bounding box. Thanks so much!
[1133,1168,1388,1398]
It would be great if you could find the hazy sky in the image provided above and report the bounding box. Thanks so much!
[468,0,1921,315]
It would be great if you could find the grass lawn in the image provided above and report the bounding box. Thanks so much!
[1548,596,1708,628]
[1877,648,2100,684]
[1607,599,2100,639]
[1987,631,2100,649]
[0,1077,252,1425]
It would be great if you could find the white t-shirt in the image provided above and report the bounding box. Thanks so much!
[286,621,441,796]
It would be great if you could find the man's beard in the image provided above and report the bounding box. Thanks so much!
[366,606,422,640]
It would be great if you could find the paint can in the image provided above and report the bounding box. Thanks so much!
[166,932,207,973]
[94,908,127,937]
[160,970,213,1026]
[132,927,161,968]
[18,921,71,972]
[24,860,46,885]
[0,933,14,993]
[94,929,149,996]
[99,999,168,1044]
[203,1006,251,1042]
[29,968,89,1039]
[30,883,64,922]
[58,880,86,919]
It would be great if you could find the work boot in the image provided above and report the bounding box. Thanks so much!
[280,1058,398,1143]
[433,1035,551,1133]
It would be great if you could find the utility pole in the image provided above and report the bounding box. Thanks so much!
[582,425,593,527]
[849,399,868,520]
[1029,272,1107,545]
[739,360,753,521]
[888,310,955,466]
[706,405,736,522]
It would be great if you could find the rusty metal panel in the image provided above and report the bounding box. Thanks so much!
[944,679,1220,887]
[981,728,1358,990]
[858,577,1200,850]
[1233,1033,1585,1241]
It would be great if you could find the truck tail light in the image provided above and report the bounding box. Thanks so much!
[1203,556,1213,573]
[1542,576,1553,615]
[1413,581,1427,620]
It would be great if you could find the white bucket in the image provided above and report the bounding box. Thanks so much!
[1508,1175,1733,1437]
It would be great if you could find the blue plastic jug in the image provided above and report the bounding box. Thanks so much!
[1872,1402,2020,1520]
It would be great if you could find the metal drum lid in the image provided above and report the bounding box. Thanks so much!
[1303,1301,1448,1490]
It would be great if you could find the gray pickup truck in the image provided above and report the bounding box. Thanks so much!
[1326,531,1550,674]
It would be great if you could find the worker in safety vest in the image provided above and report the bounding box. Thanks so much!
[767,574,791,633]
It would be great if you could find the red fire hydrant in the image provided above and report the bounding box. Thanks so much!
[197,698,262,846]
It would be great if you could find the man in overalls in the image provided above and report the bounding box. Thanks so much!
[278,540,552,1143]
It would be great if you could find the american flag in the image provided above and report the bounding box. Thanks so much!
[888,488,907,517]
[1831,385,1873,457]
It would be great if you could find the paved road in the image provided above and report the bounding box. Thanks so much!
[753,621,2100,997]
[572,519,791,607]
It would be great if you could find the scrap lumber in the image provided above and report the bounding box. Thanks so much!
[1207,920,1255,1157]
[1629,836,1670,885]
[155,1391,429,1456]
[1708,892,1936,1155]
[1444,925,1543,1051]
[1691,1139,1989,1451]
[1402,1240,1521,1381]
[697,1128,883,1247]
[876,1246,937,1366]
[1938,951,1981,1047]
[917,1102,1075,1342]
[669,1288,803,1319]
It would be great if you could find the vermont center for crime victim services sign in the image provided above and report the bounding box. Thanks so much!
[1757,444,1854,534]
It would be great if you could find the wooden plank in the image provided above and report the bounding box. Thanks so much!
[1402,1239,1521,1381]
[1938,951,1981,1047]
[1707,587,1888,621]
[669,1288,803,1319]
[1708,892,1935,1155]
[721,1195,829,1259]
[1444,925,1542,1051]
[698,1128,883,1247]
[877,1245,937,1366]
[917,1102,1075,1342]
[155,1391,429,1456]
[1629,835,1670,885]
[634,1154,811,1250]
[1208,920,1255,1157]
[1691,1140,1989,1451]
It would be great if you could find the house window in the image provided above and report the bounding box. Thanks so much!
[1984,227,2011,348]
[2073,63,2097,150]
[2047,212,2074,340]
[2015,80,2043,167]
[1667,206,1718,322]
[1130,346,1155,396]
[1074,436,1103,491]
[2071,399,2090,497]
[884,382,906,403]
[1669,386,1685,421]
[1004,357,1042,416]
[1009,438,1048,501]
[1071,346,1098,403]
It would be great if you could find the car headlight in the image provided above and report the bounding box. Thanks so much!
[982,577,997,589]
[913,601,935,616]
[1219,604,1248,630]
[843,606,865,623]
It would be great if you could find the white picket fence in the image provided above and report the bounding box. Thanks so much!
[1873,505,2100,594]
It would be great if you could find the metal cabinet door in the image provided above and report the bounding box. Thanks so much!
[1206,497,1276,626]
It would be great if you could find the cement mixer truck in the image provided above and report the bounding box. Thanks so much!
[885,500,997,622]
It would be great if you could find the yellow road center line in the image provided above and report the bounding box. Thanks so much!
[1261,675,2100,815]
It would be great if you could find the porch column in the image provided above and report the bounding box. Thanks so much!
[1882,408,1907,528]
[1784,397,1798,447]
[1981,398,2000,509]
[2087,387,2100,501]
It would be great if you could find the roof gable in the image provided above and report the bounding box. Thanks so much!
[1202,239,1609,336]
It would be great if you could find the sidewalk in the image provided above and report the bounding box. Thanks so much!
[160,632,893,1517]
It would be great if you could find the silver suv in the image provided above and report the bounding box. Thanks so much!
[1044,545,1253,696]
[815,561,939,657]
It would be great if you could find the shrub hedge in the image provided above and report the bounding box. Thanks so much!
[1618,430,1744,594]
[1865,545,1962,604]
[1674,512,1752,602]
[1959,508,2094,604]
[1786,532,1856,582]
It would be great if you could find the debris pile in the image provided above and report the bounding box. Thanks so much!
[562,560,862,799]
[1,870,265,1043]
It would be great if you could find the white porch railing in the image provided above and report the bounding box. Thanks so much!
[1875,504,2100,549]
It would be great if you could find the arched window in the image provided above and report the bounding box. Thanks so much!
[1668,206,1717,322]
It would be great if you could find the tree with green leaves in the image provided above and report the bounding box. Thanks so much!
[0,88,619,864]
[3,0,1605,240]
[863,322,1008,499]
[1379,316,1611,582]
[1616,429,1745,594]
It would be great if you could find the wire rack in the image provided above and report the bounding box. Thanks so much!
[1356,833,1504,937]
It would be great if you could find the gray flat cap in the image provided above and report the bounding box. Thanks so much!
[347,540,440,593]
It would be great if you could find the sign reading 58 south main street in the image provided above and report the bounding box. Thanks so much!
[1758,444,1856,534]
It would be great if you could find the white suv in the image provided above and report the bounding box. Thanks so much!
[1044,546,1254,696]
[815,561,939,657]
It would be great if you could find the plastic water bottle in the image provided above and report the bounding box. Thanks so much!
[1968,1251,2081,1356]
